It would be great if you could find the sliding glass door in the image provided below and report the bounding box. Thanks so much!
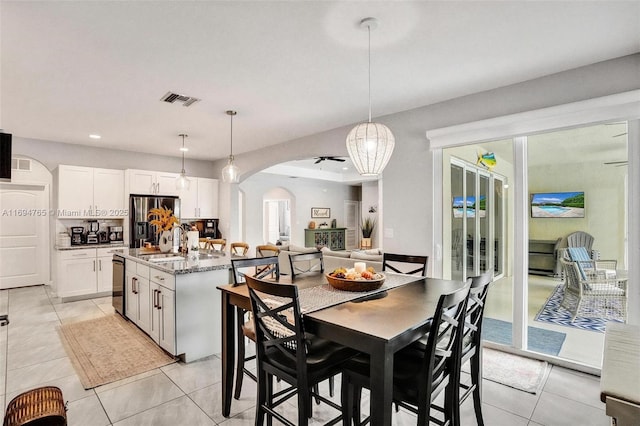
[449,158,506,281]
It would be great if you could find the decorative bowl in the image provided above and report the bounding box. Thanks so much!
[325,273,385,292]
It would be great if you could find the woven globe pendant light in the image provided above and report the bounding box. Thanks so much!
[221,110,239,183]
[346,17,395,176]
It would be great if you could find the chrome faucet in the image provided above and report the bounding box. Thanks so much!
[173,225,187,254]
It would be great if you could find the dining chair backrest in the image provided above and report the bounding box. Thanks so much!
[288,252,324,282]
[382,253,429,276]
[230,242,250,256]
[245,275,307,376]
[256,244,280,258]
[461,270,493,357]
[418,278,471,401]
[209,238,227,251]
[231,256,280,286]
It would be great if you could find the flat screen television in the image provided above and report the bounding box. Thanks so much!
[452,195,486,218]
[530,191,585,218]
[0,132,11,182]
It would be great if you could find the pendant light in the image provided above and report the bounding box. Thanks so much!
[222,110,239,183]
[346,17,395,176]
[175,133,190,190]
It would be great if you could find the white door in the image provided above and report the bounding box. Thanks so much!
[129,169,156,195]
[58,165,94,216]
[156,172,179,196]
[344,200,359,250]
[0,184,47,288]
[179,178,199,219]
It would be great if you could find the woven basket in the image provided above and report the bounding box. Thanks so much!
[3,386,67,426]
[325,273,385,292]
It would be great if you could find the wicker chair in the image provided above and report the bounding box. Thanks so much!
[560,258,627,321]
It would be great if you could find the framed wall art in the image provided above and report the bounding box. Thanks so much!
[311,207,330,218]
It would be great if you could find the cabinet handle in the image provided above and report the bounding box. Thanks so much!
[154,275,164,282]
[157,290,162,310]
[93,260,96,272]
[132,277,137,294]
[71,253,88,257]
[152,289,157,308]
[99,259,102,271]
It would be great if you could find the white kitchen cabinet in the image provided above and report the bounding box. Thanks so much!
[179,177,218,218]
[96,248,114,293]
[125,260,151,334]
[57,248,117,300]
[127,169,180,196]
[57,250,97,298]
[150,281,176,354]
[56,165,125,218]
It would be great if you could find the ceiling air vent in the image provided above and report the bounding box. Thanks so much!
[11,158,31,171]
[160,91,201,107]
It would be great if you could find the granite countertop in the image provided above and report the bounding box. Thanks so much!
[56,243,126,251]
[115,248,236,275]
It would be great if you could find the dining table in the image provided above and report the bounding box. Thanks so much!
[217,272,466,425]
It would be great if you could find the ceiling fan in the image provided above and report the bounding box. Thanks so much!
[314,156,346,164]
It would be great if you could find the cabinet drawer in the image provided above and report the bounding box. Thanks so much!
[97,247,118,258]
[136,262,150,279]
[150,268,175,290]
[58,249,97,261]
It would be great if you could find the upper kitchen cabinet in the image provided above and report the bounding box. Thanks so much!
[179,177,219,219]
[126,169,180,196]
[55,165,125,218]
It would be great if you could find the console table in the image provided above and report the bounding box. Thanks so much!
[305,228,346,251]
[528,239,560,276]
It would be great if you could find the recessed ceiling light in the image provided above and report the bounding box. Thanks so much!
[179,147,189,152]
[342,167,349,170]
[89,134,101,139]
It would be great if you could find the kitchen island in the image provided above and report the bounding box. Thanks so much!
[116,248,233,362]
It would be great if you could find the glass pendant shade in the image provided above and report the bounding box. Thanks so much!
[175,133,191,190]
[222,110,239,183]
[222,155,239,183]
[176,170,190,190]
[346,122,395,176]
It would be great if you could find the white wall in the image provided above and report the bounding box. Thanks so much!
[240,172,359,253]
[529,161,627,264]
[13,136,216,178]
[213,53,640,274]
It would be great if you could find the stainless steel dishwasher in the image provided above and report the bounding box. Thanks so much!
[112,254,125,315]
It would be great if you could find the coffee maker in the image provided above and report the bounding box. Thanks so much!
[70,227,85,245]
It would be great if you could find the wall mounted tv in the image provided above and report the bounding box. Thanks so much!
[530,191,585,218]
[0,132,11,182]
[452,195,486,218]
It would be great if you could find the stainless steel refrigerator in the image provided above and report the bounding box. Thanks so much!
[129,195,180,248]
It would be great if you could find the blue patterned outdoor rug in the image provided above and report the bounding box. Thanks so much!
[534,285,624,333]
[482,317,566,356]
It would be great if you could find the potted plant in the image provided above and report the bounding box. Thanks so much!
[361,217,376,249]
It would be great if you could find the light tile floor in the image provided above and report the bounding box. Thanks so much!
[0,285,611,425]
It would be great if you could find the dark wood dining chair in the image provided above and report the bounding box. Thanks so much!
[245,275,358,426]
[288,251,324,282]
[230,256,280,400]
[341,278,472,426]
[455,269,493,426]
[382,253,429,276]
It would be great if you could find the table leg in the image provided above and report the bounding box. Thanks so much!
[369,347,394,425]
[221,291,235,417]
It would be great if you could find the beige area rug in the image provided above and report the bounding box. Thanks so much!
[58,314,176,389]
[464,347,550,394]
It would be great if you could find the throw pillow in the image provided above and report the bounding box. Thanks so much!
[289,244,319,254]
[321,247,351,258]
[350,251,383,261]
[363,248,381,255]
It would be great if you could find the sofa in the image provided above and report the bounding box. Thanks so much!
[276,244,383,275]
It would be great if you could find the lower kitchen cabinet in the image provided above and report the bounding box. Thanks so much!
[150,281,175,354]
[56,247,117,300]
[122,257,226,361]
[125,261,151,335]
